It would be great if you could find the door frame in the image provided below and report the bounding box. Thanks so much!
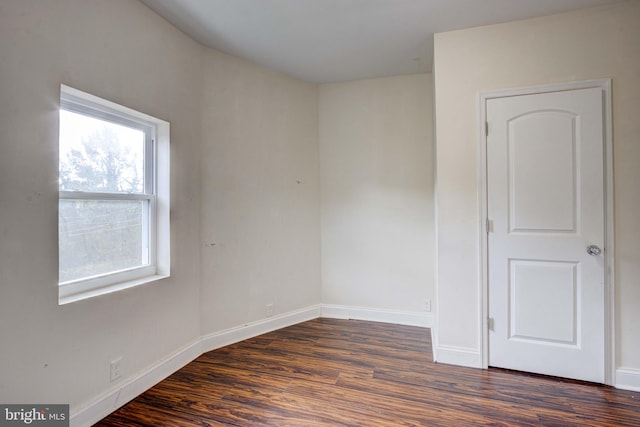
[477,79,614,385]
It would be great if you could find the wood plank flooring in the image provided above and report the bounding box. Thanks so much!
[95,318,639,426]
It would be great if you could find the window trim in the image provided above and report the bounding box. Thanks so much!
[58,85,170,304]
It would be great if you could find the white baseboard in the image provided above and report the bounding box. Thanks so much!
[70,303,432,426]
[70,338,202,427]
[434,345,482,368]
[201,305,322,353]
[321,304,433,328]
[615,368,640,392]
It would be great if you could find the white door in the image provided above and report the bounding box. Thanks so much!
[487,87,605,383]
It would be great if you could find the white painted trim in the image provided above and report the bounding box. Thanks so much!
[477,79,615,384]
[321,304,433,328]
[59,273,169,305]
[602,79,616,386]
[69,303,433,426]
[615,368,640,392]
[432,70,441,365]
[70,339,202,427]
[201,305,322,353]
[477,89,489,369]
[434,345,482,368]
[58,84,171,306]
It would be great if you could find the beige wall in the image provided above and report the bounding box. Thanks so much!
[1,0,431,416]
[0,0,436,420]
[434,1,640,375]
[0,0,323,415]
[319,74,435,314]
[0,0,202,410]
[199,49,321,333]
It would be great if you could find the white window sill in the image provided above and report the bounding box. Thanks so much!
[59,274,170,305]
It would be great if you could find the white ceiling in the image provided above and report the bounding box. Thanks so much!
[141,0,623,83]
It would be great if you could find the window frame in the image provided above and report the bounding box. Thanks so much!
[58,85,170,304]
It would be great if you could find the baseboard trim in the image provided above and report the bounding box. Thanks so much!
[434,345,482,368]
[201,305,322,353]
[70,338,202,427]
[615,368,640,392]
[70,303,432,426]
[321,304,433,328]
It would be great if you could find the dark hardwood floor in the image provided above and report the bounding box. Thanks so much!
[96,318,639,426]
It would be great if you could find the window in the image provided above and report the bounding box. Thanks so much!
[58,85,170,304]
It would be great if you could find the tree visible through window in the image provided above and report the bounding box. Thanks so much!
[58,85,169,304]
[59,110,149,283]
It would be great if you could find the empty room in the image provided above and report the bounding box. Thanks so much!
[0,0,639,426]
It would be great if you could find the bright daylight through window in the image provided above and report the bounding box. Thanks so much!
[58,85,170,304]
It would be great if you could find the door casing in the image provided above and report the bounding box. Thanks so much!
[477,79,614,385]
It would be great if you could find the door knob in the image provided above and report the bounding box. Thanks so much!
[586,245,602,256]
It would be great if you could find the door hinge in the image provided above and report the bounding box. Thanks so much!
[485,121,489,137]
[488,317,494,331]
[486,219,493,233]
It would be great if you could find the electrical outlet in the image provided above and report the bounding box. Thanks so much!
[424,299,432,312]
[110,358,122,382]
[266,304,274,317]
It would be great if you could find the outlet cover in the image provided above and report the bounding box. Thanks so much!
[424,300,432,312]
[110,358,122,382]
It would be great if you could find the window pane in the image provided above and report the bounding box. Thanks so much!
[59,110,145,193]
[59,199,149,283]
